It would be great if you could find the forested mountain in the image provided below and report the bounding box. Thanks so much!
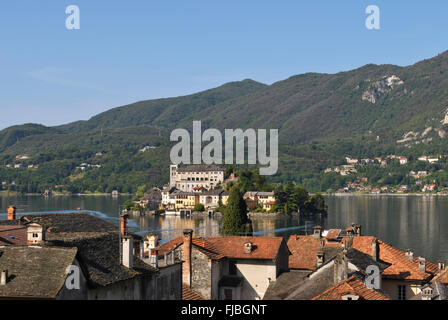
[2,51,448,193]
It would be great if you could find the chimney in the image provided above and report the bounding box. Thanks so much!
[120,214,129,235]
[144,234,159,258]
[334,248,348,284]
[0,270,7,285]
[371,238,379,261]
[418,257,426,273]
[438,262,446,271]
[353,224,361,236]
[313,226,322,239]
[26,223,45,245]
[150,249,159,268]
[244,242,253,254]
[405,249,414,261]
[7,206,16,220]
[316,250,325,268]
[122,235,133,269]
[182,229,193,287]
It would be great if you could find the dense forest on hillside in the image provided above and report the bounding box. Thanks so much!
[2,51,448,194]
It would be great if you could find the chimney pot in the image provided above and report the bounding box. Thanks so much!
[151,249,159,268]
[122,235,133,269]
[0,270,7,285]
[313,226,322,239]
[371,239,379,261]
[406,249,414,261]
[418,257,426,273]
[7,206,16,221]
[316,250,325,268]
[244,242,253,254]
[182,229,193,287]
[26,223,45,245]
[120,214,129,236]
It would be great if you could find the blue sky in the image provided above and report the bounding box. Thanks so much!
[0,0,447,130]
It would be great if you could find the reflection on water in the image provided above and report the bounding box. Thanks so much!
[325,195,448,263]
[0,194,447,262]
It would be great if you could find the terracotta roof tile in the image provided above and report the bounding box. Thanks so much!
[158,236,284,261]
[350,236,438,281]
[287,235,322,270]
[0,225,27,245]
[312,276,389,300]
[182,284,206,300]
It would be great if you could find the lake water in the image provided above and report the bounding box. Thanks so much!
[0,194,447,263]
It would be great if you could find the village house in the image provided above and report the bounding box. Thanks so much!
[263,225,442,300]
[157,230,290,300]
[15,154,30,160]
[160,186,229,213]
[169,164,225,192]
[422,184,436,192]
[243,191,276,211]
[399,156,408,165]
[0,208,182,300]
[345,157,358,165]
[137,187,162,210]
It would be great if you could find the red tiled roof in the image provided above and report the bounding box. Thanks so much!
[433,268,448,284]
[158,236,284,261]
[312,276,389,300]
[326,229,341,240]
[182,284,206,300]
[350,236,438,281]
[287,235,321,270]
[0,225,27,245]
[287,232,438,281]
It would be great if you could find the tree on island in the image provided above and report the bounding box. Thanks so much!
[221,187,253,236]
[304,193,328,214]
[274,183,328,215]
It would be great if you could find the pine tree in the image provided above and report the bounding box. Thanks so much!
[221,187,252,236]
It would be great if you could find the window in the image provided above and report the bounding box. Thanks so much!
[229,261,237,275]
[398,285,406,300]
[224,288,233,300]
[33,233,38,238]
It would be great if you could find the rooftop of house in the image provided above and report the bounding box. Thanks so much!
[182,284,206,300]
[349,236,439,281]
[287,231,438,281]
[0,225,27,245]
[312,275,389,300]
[0,246,78,299]
[0,213,117,234]
[141,188,162,201]
[266,246,389,300]
[48,233,158,288]
[158,236,286,261]
[0,212,154,288]
[176,165,224,173]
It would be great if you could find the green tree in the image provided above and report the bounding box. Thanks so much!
[221,187,252,236]
[304,193,328,214]
[194,203,205,212]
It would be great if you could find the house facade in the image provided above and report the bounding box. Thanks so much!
[157,230,290,300]
[169,164,225,192]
